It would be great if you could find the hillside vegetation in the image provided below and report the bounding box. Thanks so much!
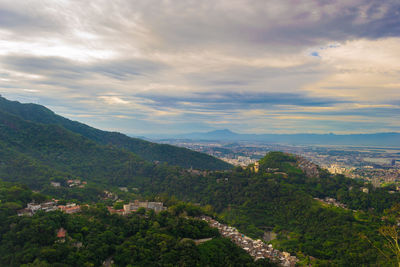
[0,96,232,171]
[0,181,277,267]
[135,152,400,266]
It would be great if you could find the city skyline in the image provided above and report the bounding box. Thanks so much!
[0,1,399,135]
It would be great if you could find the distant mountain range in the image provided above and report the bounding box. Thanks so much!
[168,129,400,147]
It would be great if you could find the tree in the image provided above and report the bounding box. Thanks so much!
[379,225,400,266]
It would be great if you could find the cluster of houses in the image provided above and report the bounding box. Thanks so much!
[200,216,299,267]
[67,179,86,188]
[50,179,87,188]
[314,197,348,209]
[17,201,81,216]
[18,198,165,217]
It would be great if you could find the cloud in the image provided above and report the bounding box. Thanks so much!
[136,91,345,111]
[120,0,400,53]
[98,96,130,105]
[0,5,63,34]
[304,38,400,103]
[0,55,164,79]
[0,0,399,134]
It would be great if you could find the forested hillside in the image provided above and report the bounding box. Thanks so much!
[133,152,400,266]
[0,109,155,190]
[0,181,276,267]
[0,96,232,171]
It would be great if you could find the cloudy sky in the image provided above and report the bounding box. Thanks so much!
[0,0,400,135]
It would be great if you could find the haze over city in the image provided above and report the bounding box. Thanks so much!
[0,0,399,135]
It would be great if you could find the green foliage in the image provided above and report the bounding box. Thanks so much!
[0,95,399,265]
[0,184,268,267]
[133,152,397,265]
[198,238,257,266]
[258,151,296,171]
[113,201,124,210]
[0,100,232,203]
[0,96,232,171]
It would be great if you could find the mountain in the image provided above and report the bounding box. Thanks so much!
[174,129,400,147]
[176,129,241,140]
[0,96,232,170]
[0,108,155,189]
[0,105,397,265]
[1,96,400,265]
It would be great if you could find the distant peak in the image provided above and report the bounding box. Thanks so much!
[210,129,235,134]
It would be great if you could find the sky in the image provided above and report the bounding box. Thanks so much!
[0,0,400,135]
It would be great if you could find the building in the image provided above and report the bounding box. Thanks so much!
[50,182,61,187]
[147,202,164,212]
[108,207,124,215]
[253,162,259,173]
[20,202,58,215]
[123,203,136,214]
[57,228,66,238]
[57,228,66,243]
[41,201,58,212]
[58,203,81,214]
[27,203,41,212]
[138,201,148,208]
[123,200,165,214]
[17,208,33,216]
